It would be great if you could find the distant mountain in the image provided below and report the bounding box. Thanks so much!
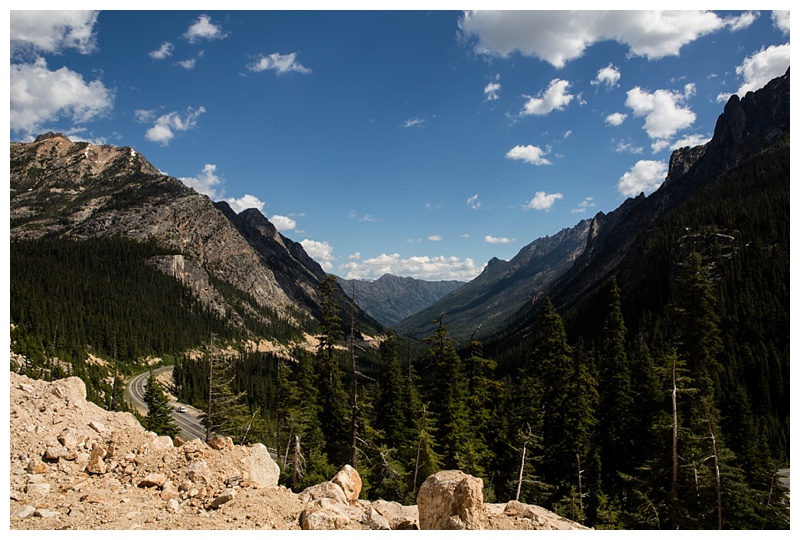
[335,274,465,327]
[397,68,790,346]
[496,67,790,347]
[9,133,380,345]
[394,219,592,341]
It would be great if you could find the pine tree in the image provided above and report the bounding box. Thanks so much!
[463,335,501,478]
[142,372,179,439]
[421,316,470,471]
[200,352,251,444]
[597,277,635,495]
[531,298,574,499]
[315,275,350,465]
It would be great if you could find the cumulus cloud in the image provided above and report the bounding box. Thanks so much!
[300,240,336,271]
[225,195,265,213]
[524,191,563,211]
[150,42,173,59]
[11,10,99,55]
[247,52,311,75]
[505,144,551,165]
[339,253,484,281]
[772,11,790,35]
[734,43,790,96]
[605,112,627,126]
[184,14,226,44]
[178,163,224,199]
[144,106,206,146]
[592,64,621,88]
[460,10,744,68]
[467,194,482,209]
[10,58,113,136]
[625,86,696,144]
[671,133,711,150]
[521,79,573,116]
[428,235,443,242]
[484,74,501,101]
[271,215,297,232]
[484,235,515,244]
[617,160,667,197]
[725,11,758,32]
[572,197,596,213]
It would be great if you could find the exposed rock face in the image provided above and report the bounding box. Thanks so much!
[417,470,485,530]
[10,371,586,530]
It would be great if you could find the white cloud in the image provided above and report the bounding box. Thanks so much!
[402,117,426,128]
[176,58,197,70]
[734,43,790,96]
[671,133,711,150]
[271,215,297,231]
[725,11,758,32]
[605,112,627,126]
[247,52,311,75]
[10,58,113,136]
[183,14,226,44]
[617,160,667,197]
[339,253,484,281]
[484,235,515,244]
[428,235,443,242]
[572,197,596,214]
[592,64,621,88]
[466,194,482,209]
[300,240,336,271]
[144,106,206,146]
[484,75,501,101]
[348,252,362,260]
[150,42,173,59]
[225,195,265,213]
[505,144,551,165]
[772,11,790,35]
[521,79,573,116]
[11,10,99,55]
[524,191,563,211]
[615,140,644,154]
[625,86,696,141]
[460,10,736,68]
[178,164,223,199]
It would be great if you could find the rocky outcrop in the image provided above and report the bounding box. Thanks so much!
[417,470,485,530]
[10,371,586,530]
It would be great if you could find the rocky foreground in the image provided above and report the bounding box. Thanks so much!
[9,372,588,530]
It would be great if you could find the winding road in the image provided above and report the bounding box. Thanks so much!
[127,366,206,441]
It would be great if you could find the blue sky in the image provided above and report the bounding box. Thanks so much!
[8,7,791,281]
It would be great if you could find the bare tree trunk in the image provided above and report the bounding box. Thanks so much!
[516,440,528,501]
[707,415,723,530]
[577,453,584,514]
[349,283,358,469]
[670,352,679,528]
[283,425,293,469]
[293,435,302,486]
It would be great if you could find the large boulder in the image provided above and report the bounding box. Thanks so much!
[299,481,348,505]
[245,443,280,486]
[300,498,351,530]
[331,464,362,505]
[417,470,484,530]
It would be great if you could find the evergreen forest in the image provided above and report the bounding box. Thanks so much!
[9,132,789,529]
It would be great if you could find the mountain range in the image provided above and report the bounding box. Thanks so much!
[10,132,380,345]
[394,68,790,345]
[335,274,464,328]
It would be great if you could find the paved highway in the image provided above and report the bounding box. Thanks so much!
[127,366,207,441]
